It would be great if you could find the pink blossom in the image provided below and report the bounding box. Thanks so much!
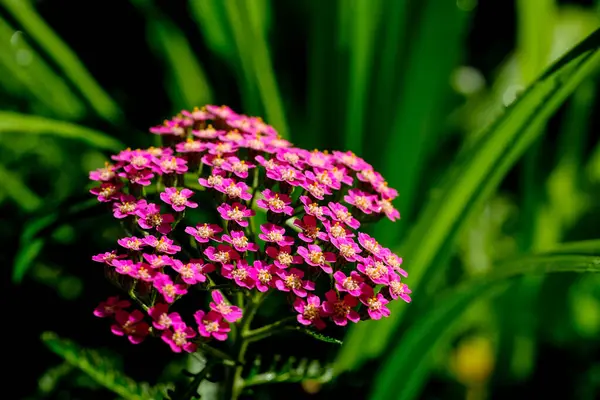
[256,189,293,215]
[388,273,412,303]
[359,285,390,320]
[275,268,315,297]
[265,246,302,269]
[321,290,360,326]
[220,129,245,143]
[112,194,139,218]
[306,169,340,191]
[134,262,158,282]
[378,248,404,275]
[123,149,154,170]
[113,259,138,277]
[222,230,258,252]
[194,310,230,341]
[323,220,354,241]
[90,182,121,202]
[356,168,382,186]
[204,245,240,268]
[119,165,154,186]
[198,170,226,189]
[171,259,208,284]
[92,251,125,266]
[330,237,362,263]
[305,150,333,170]
[344,189,376,214]
[221,156,255,179]
[301,179,331,200]
[185,223,223,243]
[357,232,383,257]
[143,235,181,255]
[275,148,306,169]
[206,141,238,156]
[333,270,364,297]
[299,196,330,221]
[136,203,174,234]
[357,256,390,285]
[294,295,326,330]
[221,260,255,289]
[255,155,282,172]
[373,180,399,201]
[142,253,173,269]
[153,273,187,303]
[294,215,328,243]
[217,179,252,201]
[266,165,305,186]
[160,187,198,212]
[217,202,255,227]
[376,198,401,222]
[154,156,188,175]
[89,163,116,181]
[333,150,370,172]
[201,153,227,168]
[150,119,187,136]
[162,323,197,353]
[328,202,360,230]
[111,310,150,344]
[94,296,130,318]
[209,291,243,322]
[117,236,146,251]
[175,139,206,153]
[182,106,212,121]
[186,260,216,275]
[148,303,183,330]
[248,260,277,292]
[297,244,336,274]
[258,223,294,246]
[192,126,225,140]
[330,166,354,186]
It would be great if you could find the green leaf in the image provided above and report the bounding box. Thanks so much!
[337,27,600,374]
[0,164,42,212]
[369,241,600,400]
[1,0,121,122]
[243,355,333,388]
[0,112,123,151]
[41,332,167,400]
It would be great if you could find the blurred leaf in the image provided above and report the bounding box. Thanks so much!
[41,332,167,400]
[244,356,333,388]
[188,0,235,61]
[1,0,121,122]
[370,240,600,400]
[37,362,73,395]
[0,164,42,211]
[0,112,123,151]
[13,198,101,282]
[337,27,600,374]
[131,0,213,110]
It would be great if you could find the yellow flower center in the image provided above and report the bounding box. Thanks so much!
[156,238,169,252]
[119,202,136,213]
[266,231,283,242]
[343,277,359,291]
[163,284,176,298]
[281,169,296,181]
[329,223,346,238]
[215,303,231,314]
[100,185,117,198]
[207,175,223,186]
[227,207,244,221]
[197,224,213,239]
[172,330,188,346]
[308,203,323,217]
[354,196,370,210]
[303,304,320,321]
[268,195,285,210]
[158,314,172,328]
[333,301,350,317]
[258,269,272,283]
[232,161,248,173]
[179,265,194,279]
[309,251,325,265]
[365,261,388,279]
[335,209,351,222]
[214,251,230,263]
[285,274,302,289]
[284,153,300,164]
[138,266,151,280]
[367,296,382,310]
[170,191,187,206]
[277,252,293,266]
[232,236,248,248]
[204,321,219,332]
[339,244,355,258]
[213,156,226,167]
[161,157,178,171]
[232,268,249,280]
[147,213,163,227]
[131,155,148,167]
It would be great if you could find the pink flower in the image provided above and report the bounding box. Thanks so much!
[136,203,174,234]
[154,156,188,175]
[162,323,197,353]
[222,230,258,252]
[306,169,340,191]
[266,165,305,186]
[206,141,238,156]
[373,180,399,200]
[192,126,225,140]
[113,259,138,277]
[204,245,240,268]
[333,150,369,172]
[376,198,401,222]
[153,273,187,303]
[275,268,315,297]
[209,291,243,322]
[333,271,364,297]
[199,170,226,189]
[171,259,208,284]
[248,260,277,292]
[111,310,150,344]
[134,262,158,282]
[182,106,212,121]
[194,310,230,341]
[297,244,336,274]
[185,223,223,243]
[328,202,360,229]
[148,303,183,330]
[275,148,306,169]
[321,290,360,326]
[90,182,121,202]
[388,273,412,303]
[299,196,330,221]
[357,257,390,285]
[124,149,154,170]
[255,155,282,172]
[221,156,255,179]
[256,189,293,215]
[160,187,198,212]
[258,223,294,246]
[294,215,328,243]
[142,253,173,269]
[330,166,354,186]
[301,179,331,200]
[379,248,405,276]
[89,163,116,181]
[117,236,146,251]
[217,179,252,201]
[305,150,334,170]
[359,285,390,320]
[175,139,206,153]
[356,168,382,185]
[92,251,125,266]
[201,154,227,168]
[143,235,181,255]
[119,165,154,186]
[344,189,376,214]
[330,237,362,263]
[112,194,139,219]
[294,295,326,330]
[221,260,255,289]
[265,246,302,269]
[217,202,255,227]
[323,220,354,241]
[357,232,383,257]
[150,119,187,136]
[94,296,130,318]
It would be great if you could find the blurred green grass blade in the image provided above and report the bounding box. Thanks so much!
[130,0,212,111]
[188,0,236,61]
[0,164,42,212]
[0,17,85,119]
[41,332,166,399]
[0,112,123,151]
[343,0,382,152]
[336,27,600,374]
[1,0,121,122]
[370,0,472,246]
[370,241,600,400]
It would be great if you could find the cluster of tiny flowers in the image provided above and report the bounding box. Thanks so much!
[90,105,411,352]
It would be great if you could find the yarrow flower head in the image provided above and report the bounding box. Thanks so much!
[88,104,410,356]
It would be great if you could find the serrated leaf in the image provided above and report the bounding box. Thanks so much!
[370,241,600,400]
[243,355,333,388]
[41,332,167,400]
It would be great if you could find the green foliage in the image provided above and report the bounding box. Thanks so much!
[244,354,333,388]
[41,332,169,400]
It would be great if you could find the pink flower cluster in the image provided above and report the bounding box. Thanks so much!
[90,105,410,351]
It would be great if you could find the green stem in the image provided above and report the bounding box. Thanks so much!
[243,316,296,343]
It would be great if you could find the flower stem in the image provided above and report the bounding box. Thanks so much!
[243,316,295,343]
